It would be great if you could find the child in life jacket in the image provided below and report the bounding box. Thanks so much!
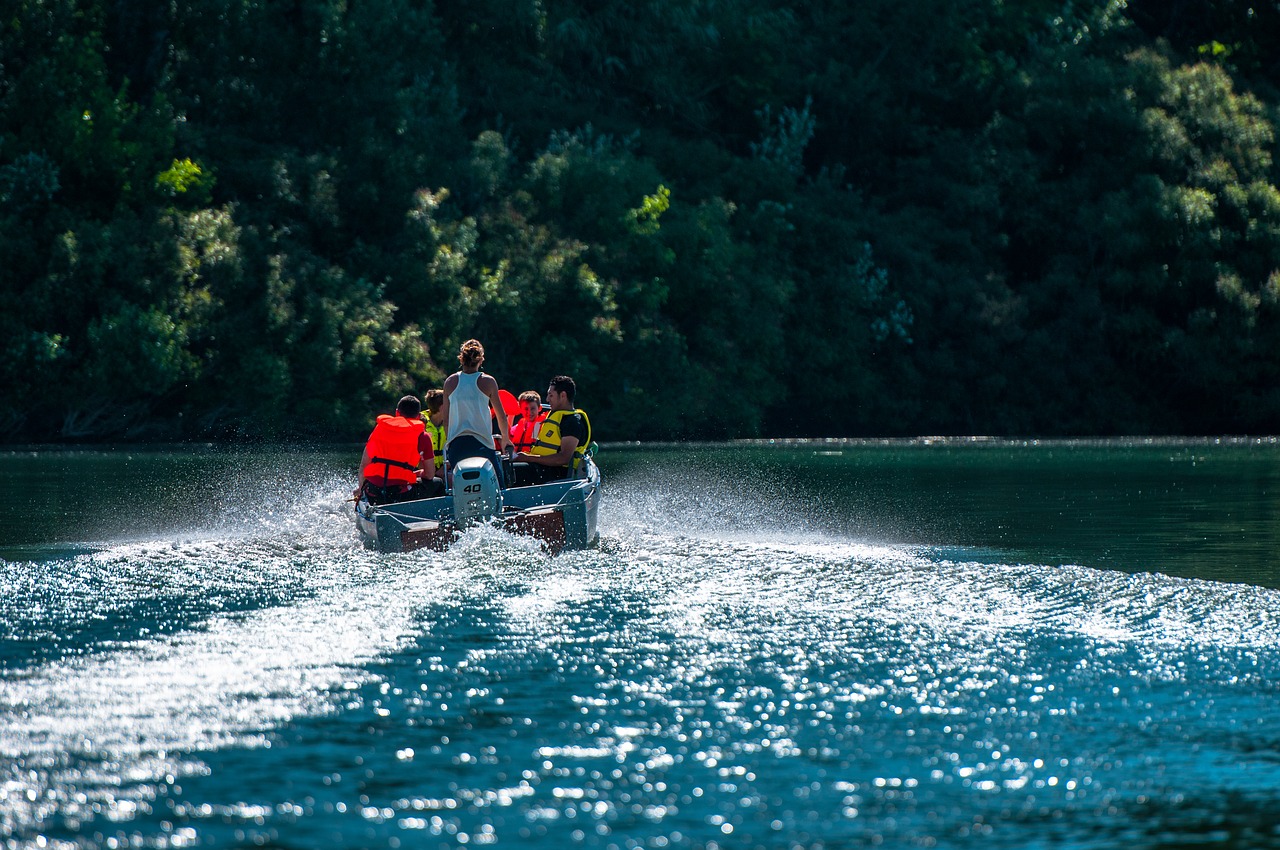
[509,390,546,454]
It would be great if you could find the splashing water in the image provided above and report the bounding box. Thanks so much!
[2,444,1279,849]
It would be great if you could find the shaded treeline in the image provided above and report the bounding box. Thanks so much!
[2,0,1278,441]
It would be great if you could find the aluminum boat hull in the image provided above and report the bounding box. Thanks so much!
[354,457,601,553]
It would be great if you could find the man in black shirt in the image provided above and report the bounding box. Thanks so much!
[513,375,589,485]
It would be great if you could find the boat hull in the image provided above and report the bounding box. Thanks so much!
[355,457,601,553]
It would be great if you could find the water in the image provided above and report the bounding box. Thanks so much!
[1,440,1279,849]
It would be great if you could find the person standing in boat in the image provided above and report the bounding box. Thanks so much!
[439,339,514,487]
[513,375,590,485]
[356,395,445,504]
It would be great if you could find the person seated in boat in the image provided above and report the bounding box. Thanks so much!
[439,339,514,487]
[422,388,447,475]
[509,390,545,454]
[356,395,445,504]
[512,375,590,486]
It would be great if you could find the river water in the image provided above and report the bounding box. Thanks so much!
[1,439,1278,849]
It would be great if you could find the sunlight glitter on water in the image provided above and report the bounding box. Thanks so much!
[2,460,1280,848]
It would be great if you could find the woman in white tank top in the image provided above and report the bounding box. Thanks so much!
[447,370,495,445]
[439,339,513,485]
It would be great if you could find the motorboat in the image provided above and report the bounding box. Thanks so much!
[354,455,601,553]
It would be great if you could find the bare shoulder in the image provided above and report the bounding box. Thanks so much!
[477,373,499,393]
[443,372,460,391]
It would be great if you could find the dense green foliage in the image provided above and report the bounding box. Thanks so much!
[2,0,1278,441]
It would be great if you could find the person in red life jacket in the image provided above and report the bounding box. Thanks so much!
[509,390,546,454]
[355,395,445,504]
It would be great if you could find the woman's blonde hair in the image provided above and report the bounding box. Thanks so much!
[458,339,485,369]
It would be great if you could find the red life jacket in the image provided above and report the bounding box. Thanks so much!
[362,415,424,486]
[510,412,545,453]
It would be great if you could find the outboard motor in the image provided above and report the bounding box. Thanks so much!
[451,456,502,529]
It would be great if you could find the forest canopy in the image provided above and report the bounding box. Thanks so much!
[2,0,1278,441]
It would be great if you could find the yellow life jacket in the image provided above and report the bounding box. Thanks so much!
[422,417,446,469]
[530,408,592,471]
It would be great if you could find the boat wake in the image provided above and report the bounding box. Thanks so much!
[602,465,1280,655]
[2,458,1279,847]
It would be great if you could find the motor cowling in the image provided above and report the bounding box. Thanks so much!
[451,456,502,529]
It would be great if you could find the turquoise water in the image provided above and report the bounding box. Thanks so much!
[1,440,1279,848]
